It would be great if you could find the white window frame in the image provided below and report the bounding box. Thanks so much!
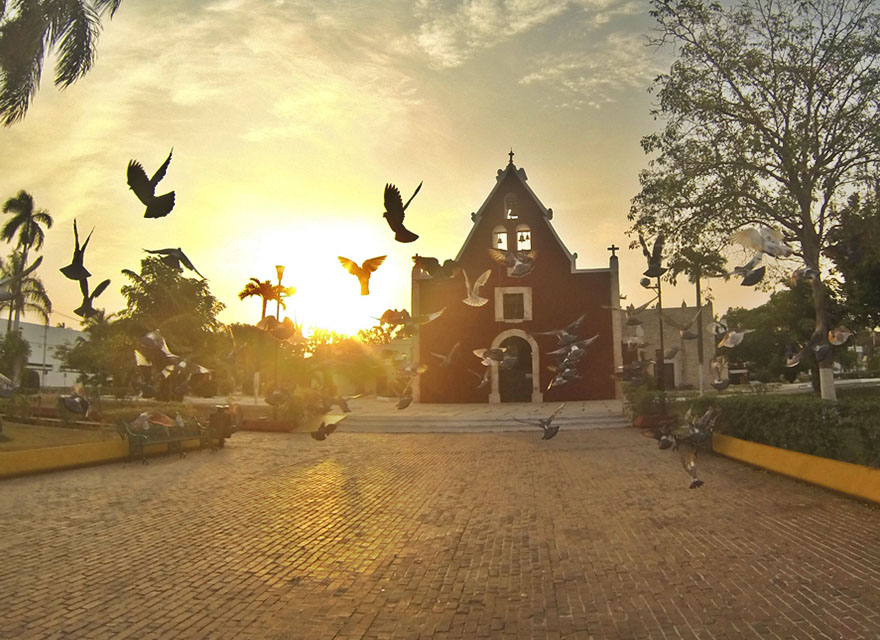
[494,286,532,323]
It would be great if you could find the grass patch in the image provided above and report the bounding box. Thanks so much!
[0,422,115,451]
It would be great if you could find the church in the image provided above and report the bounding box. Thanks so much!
[411,153,623,404]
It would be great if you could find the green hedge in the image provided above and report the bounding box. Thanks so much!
[690,394,880,468]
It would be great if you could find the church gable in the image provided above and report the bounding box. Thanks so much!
[455,159,576,273]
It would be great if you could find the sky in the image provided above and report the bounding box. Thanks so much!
[0,0,773,336]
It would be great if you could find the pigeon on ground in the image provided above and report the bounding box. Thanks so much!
[338,255,386,295]
[58,393,89,416]
[638,233,667,278]
[74,277,110,318]
[412,255,460,279]
[264,387,290,407]
[384,182,421,243]
[310,421,337,441]
[488,248,537,277]
[0,256,43,302]
[514,403,566,439]
[462,269,491,306]
[127,149,176,218]
[59,220,93,281]
[144,248,206,279]
[729,226,794,258]
[431,341,461,367]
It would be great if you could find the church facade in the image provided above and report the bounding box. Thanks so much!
[411,154,623,404]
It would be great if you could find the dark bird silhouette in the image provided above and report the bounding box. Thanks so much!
[256,315,301,342]
[59,219,93,281]
[470,368,490,390]
[144,247,206,279]
[729,252,765,286]
[338,255,386,295]
[311,421,339,441]
[0,256,43,302]
[127,149,176,218]
[265,387,291,407]
[384,182,421,242]
[514,403,566,440]
[638,232,667,278]
[74,277,110,318]
[412,255,459,278]
[378,307,445,331]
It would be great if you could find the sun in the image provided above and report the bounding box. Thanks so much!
[230,217,413,337]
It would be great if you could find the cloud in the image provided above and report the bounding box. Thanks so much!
[409,0,641,69]
[519,31,665,108]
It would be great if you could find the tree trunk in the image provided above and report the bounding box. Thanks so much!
[260,298,267,320]
[12,243,29,332]
[803,230,836,400]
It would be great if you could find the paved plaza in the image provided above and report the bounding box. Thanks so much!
[2,417,880,639]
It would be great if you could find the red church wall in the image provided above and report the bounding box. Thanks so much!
[413,163,618,403]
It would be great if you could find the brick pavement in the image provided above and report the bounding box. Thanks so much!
[1,427,879,639]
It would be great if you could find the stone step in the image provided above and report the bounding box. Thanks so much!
[340,414,630,433]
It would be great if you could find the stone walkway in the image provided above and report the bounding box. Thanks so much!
[2,424,879,639]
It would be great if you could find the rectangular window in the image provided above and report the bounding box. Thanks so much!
[503,293,525,320]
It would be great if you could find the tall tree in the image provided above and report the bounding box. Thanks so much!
[0,250,52,331]
[1,190,52,330]
[238,278,275,321]
[630,0,880,400]
[0,0,123,126]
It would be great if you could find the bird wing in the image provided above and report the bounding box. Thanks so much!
[651,234,665,262]
[126,160,153,201]
[729,227,763,251]
[361,255,387,273]
[338,256,362,276]
[384,184,405,218]
[415,307,445,325]
[638,233,652,260]
[742,251,763,272]
[79,277,90,298]
[150,148,173,186]
[91,279,111,300]
[143,247,172,256]
[547,403,566,424]
[402,181,423,211]
[176,249,206,278]
[134,349,151,367]
[488,248,510,265]
[473,269,491,292]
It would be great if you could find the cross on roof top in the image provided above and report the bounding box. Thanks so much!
[608,244,620,257]
[508,149,515,165]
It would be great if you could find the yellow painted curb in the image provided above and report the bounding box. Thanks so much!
[0,437,210,479]
[713,433,880,504]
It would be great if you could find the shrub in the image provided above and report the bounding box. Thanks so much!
[690,394,880,468]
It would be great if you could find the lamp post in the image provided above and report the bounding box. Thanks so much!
[275,265,285,320]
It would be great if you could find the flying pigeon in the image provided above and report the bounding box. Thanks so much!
[462,269,491,306]
[59,220,93,281]
[74,277,110,318]
[264,387,291,407]
[310,421,338,441]
[535,313,586,346]
[377,307,444,331]
[514,403,566,440]
[547,335,599,363]
[638,232,667,278]
[143,248,206,279]
[473,347,507,367]
[717,328,754,349]
[710,355,729,391]
[384,182,421,243]
[127,148,176,218]
[729,226,794,258]
[256,316,301,342]
[412,255,460,279]
[728,252,765,286]
[488,248,537,277]
[470,368,490,390]
[0,256,43,302]
[789,265,819,287]
[338,255,386,295]
[828,325,852,346]
[784,344,806,367]
[431,341,461,367]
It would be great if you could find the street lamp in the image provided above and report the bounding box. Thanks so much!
[275,265,285,320]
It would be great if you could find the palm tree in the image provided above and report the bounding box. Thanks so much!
[0,1,123,126]
[2,190,52,330]
[0,251,52,331]
[238,278,276,321]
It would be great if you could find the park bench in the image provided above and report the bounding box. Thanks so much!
[117,411,230,464]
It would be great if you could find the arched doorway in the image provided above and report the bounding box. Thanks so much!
[498,336,532,402]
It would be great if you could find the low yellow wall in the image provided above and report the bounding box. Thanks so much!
[0,437,207,479]
[713,433,880,504]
